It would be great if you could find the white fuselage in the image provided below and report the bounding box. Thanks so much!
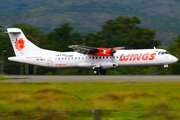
[6,28,178,75]
[8,49,178,70]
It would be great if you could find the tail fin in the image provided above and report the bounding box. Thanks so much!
[7,28,41,56]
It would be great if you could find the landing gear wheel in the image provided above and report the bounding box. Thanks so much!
[100,70,106,75]
[93,69,99,75]
[165,68,169,72]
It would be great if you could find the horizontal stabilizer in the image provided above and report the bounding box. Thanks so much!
[7,28,22,34]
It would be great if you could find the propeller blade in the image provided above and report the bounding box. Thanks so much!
[110,48,116,56]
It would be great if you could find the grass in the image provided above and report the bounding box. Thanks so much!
[0,76,11,80]
[0,82,180,119]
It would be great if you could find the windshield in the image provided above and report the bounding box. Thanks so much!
[158,51,170,55]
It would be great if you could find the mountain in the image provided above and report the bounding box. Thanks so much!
[0,0,180,46]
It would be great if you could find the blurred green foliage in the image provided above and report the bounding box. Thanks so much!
[0,16,179,75]
[1,0,180,47]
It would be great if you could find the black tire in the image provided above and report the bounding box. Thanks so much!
[93,69,99,75]
[100,70,106,75]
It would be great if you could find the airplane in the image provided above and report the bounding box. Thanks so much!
[6,28,178,75]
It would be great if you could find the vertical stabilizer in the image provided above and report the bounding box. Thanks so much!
[7,28,41,56]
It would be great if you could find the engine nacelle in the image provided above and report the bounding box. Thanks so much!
[90,48,124,56]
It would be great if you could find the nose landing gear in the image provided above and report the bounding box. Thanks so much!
[164,64,169,72]
[165,68,169,72]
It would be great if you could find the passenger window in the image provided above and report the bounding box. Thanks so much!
[96,57,98,59]
[92,57,94,59]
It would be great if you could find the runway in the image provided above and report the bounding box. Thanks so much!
[1,75,180,82]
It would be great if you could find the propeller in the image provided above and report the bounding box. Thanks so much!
[110,48,116,56]
[110,47,125,56]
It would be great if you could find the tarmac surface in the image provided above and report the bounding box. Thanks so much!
[1,75,180,82]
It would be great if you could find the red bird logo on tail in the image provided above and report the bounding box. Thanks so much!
[15,38,25,51]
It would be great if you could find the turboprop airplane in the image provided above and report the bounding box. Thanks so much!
[7,28,178,75]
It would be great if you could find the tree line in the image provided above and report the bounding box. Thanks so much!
[0,16,179,75]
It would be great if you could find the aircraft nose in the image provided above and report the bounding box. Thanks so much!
[172,56,178,63]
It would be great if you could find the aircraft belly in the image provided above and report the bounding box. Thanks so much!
[78,62,118,70]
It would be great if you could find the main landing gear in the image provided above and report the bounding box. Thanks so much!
[100,70,106,75]
[93,68,99,75]
[92,68,106,75]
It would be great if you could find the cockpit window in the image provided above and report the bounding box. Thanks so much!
[158,51,170,55]
[165,51,170,54]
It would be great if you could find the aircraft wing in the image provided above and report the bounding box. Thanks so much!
[68,45,98,54]
[68,45,125,56]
